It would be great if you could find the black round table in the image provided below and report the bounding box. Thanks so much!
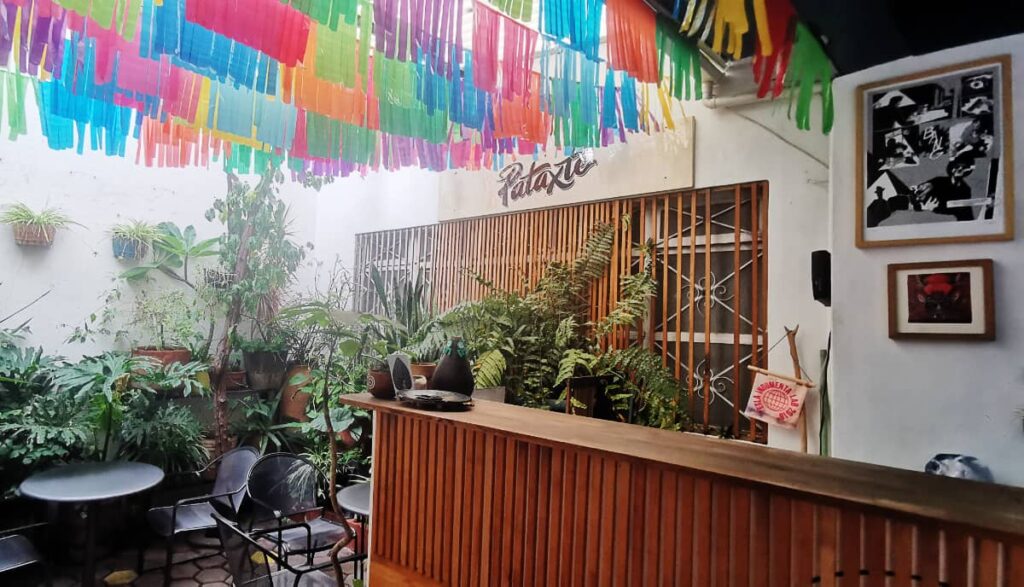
[338,482,371,517]
[20,461,164,586]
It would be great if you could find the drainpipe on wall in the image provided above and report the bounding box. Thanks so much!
[701,80,764,110]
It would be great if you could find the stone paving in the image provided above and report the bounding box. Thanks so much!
[40,534,361,587]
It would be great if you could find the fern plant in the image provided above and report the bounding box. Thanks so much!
[441,220,688,429]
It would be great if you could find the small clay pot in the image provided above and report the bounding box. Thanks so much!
[132,347,191,367]
[367,369,394,399]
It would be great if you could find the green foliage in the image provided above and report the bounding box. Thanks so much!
[229,395,289,454]
[52,352,153,403]
[0,345,59,411]
[233,334,288,353]
[110,220,161,243]
[0,203,76,228]
[119,222,219,287]
[442,221,687,429]
[367,265,441,362]
[206,170,309,329]
[128,290,213,354]
[118,393,208,474]
[0,387,94,473]
[135,360,210,397]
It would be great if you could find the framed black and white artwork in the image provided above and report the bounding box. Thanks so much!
[856,56,1014,247]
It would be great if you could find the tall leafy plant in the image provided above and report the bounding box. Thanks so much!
[367,266,441,362]
[205,169,308,454]
[120,222,219,289]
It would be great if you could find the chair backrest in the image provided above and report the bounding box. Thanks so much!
[247,453,320,518]
[212,512,274,587]
[212,446,261,514]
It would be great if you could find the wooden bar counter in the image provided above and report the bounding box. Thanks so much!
[341,393,1024,586]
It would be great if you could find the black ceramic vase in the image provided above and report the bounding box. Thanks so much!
[431,337,475,397]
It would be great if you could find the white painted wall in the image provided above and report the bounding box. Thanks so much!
[0,105,321,357]
[314,169,441,272]
[830,33,1024,486]
[685,99,832,451]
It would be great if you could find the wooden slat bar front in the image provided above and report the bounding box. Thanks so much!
[344,394,1024,586]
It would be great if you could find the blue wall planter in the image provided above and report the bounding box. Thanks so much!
[112,237,147,260]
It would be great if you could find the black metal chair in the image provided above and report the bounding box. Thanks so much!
[246,453,357,564]
[213,512,337,586]
[0,523,48,586]
[145,446,260,586]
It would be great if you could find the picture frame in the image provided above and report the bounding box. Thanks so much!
[887,259,994,341]
[856,56,1014,248]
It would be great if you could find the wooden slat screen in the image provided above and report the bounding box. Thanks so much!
[367,405,1024,587]
[355,182,769,440]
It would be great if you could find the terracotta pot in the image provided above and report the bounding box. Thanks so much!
[319,512,365,554]
[338,428,358,449]
[132,347,191,367]
[280,364,312,422]
[12,223,55,247]
[220,370,248,390]
[411,362,436,383]
[367,369,394,399]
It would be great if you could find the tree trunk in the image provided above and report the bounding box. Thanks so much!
[211,177,257,457]
[320,346,355,582]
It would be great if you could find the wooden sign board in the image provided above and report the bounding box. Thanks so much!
[438,120,695,221]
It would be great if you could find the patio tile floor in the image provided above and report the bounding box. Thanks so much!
[42,535,360,586]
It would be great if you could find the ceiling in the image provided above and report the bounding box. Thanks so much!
[644,0,1024,75]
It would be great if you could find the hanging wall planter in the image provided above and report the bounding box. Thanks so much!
[204,268,236,290]
[1,203,76,248]
[110,220,159,261]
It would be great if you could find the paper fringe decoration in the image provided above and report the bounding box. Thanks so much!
[657,17,702,101]
[540,0,601,61]
[0,0,833,180]
[785,23,833,133]
[606,0,658,83]
[751,0,795,98]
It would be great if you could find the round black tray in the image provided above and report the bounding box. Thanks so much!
[397,389,473,411]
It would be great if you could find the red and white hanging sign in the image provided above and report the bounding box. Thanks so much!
[744,370,812,429]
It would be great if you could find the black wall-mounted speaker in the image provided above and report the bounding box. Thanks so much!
[811,250,831,307]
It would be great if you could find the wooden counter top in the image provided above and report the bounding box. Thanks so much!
[343,392,1024,536]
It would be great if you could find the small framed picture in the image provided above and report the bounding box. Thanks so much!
[856,55,1014,247]
[887,259,994,340]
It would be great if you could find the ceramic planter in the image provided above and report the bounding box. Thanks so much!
[112,236,148,260]
[410,362,436,385]
[432,338,474,396]
[243,350,289,390]
[212,369,248,390]
[279,364,312,422]
[132,347,191,367]
[12,223,55,247]
[367,368,394,399]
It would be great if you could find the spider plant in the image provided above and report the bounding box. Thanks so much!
[111,220,161,260]
[0,203,75,228]
[1,203,77,246]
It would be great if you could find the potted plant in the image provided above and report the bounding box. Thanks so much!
[1,203,76,247]
[367,265,442,384]
[110,220,160,261]
[237,334,289,391]
[214,350,248,390]
[128,291,209,367]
